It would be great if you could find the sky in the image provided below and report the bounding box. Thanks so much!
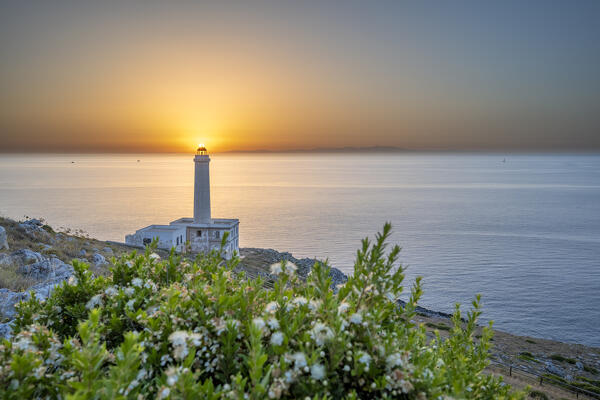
[1,1,599,153]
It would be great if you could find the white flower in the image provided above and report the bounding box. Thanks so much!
[169,331,188,347]
[252,317,266,331]
[400,379,414,393]
[189,332,202,346]
[265,301,279,313]
[349,312,363,324]
[337,302,350,314]
[68,276,78,286]
[131,278,143,287]
[284,370,294,383]
[310,322,333,346]
[270,331,284,346]
[291,352,307,370]
[292,296,308,307]
[267,317,280,330]
[104,286,118,297]
[13,333,36,352]
[125,261,134,268]
[157,387,170,399]
[85,294,103,310]
[269,263,283,275]
[386,352,408,368]
[167,374,178,386]
[126,299,136,310]
[358,352,372,367]
[284,262,297,274]
[310,363,326,380]
[124,287,135,296]
[308,300,321,311]
[149,253,161,260]
[169,331,192,360]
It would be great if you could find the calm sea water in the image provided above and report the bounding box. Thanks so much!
[1,153,599,346]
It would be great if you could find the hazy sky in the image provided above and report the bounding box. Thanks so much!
[1,1,599,152]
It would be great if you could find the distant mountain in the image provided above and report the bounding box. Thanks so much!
[222,146,409,154]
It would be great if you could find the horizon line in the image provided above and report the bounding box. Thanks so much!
[1,145,600,155]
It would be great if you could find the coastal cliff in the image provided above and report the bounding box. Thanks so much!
[1,216,599,398]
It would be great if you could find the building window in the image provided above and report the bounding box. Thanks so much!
[197,230,202,237]
[215,230,220,239]
[143,238,151,245]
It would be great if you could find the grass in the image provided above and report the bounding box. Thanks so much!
[0,263,40,291]
[528,389,549,399]
[425,322,450,331]
[583,364,599,375]
[542,374,600,396]
[518,352,539,363]
[549,354,577,365]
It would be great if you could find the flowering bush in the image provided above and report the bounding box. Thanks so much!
[0,224,523,399]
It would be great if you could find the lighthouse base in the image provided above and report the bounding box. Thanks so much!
[125,217,239,259]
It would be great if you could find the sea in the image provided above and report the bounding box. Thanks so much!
[0,153,599,347]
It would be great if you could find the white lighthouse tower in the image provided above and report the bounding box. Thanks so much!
[193,145,211,224]
[125,145,239,258]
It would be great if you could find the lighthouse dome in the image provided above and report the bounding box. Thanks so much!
[196,145,208,155]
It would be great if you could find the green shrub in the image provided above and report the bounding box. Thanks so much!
[0,225,523,399]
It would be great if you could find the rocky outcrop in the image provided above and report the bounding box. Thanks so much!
[0,248,74,338]
[0,289,29,321]
[18,219,53,242]
[0,226,8,250]
[545,361,566,378]
[17,257,73,281]
[7,248,44,265]
[92,252,108,266]
[238,248,348,288]
[0,321,13,338]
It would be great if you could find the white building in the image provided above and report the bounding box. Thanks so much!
[125,146,239,258]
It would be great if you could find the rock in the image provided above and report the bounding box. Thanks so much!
[0,248,44,267]
[576,361,584,370]
[103,247,113,255]
[545,361,565,377]
[79,249,87,256]
[0,321,13,339]
[0,226,8,250]
[92,252,107,265]
[238,248,348,288]
[0,253,11,266]
[18,219,52,242]
[17,257,73,281]
[9,248,44,265]
[0,288,29,320]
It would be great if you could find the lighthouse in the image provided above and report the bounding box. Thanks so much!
[193,145,211,224]
[125,146,240,258]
